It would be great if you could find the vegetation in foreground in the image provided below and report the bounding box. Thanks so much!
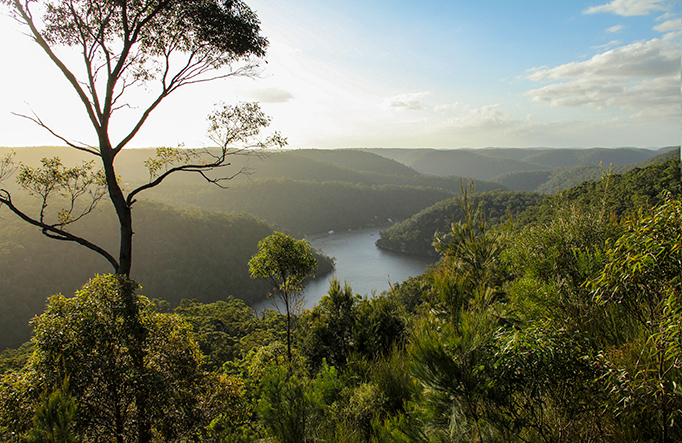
[1,157,680,442]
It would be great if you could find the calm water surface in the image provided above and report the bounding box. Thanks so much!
[256,226,435,311]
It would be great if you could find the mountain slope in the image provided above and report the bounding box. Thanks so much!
[143,179,456,236]
[376,190,544,256]
[366,147,672,194]
[516,157,681,227]
[377,156,681,256]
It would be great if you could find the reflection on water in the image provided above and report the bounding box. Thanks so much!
[255,226,435,311]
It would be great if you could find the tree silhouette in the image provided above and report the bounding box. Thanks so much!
[0,0,282,276]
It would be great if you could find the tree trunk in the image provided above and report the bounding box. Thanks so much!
[118,276,151,443]
[100,143,133,276]
[135,359,151,443]
[285,294,292,364]
[113,386,124,443]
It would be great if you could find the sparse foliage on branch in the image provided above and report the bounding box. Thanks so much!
[0,152,15,183]
[135,102,286,194]
[16,157,107,227]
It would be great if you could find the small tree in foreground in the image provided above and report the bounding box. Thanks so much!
[249,232,317,363]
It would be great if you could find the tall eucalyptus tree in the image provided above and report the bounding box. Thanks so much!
[0,0,283,276]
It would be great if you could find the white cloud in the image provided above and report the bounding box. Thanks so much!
[584,0,670,16]
[524,33,680,122]
[383,92,431,111]
[444,104,519,129]
[655,12,676,21]
[654,18,682,32]
[434,102,466,114]
[527,38,680,80]
[526,76,679,110]
[592,40,623,51]
[606,24,625,33]
[246,87,294,103]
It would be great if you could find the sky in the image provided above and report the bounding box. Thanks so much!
[0,0,680,150]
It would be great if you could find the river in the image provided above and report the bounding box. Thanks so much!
[255,226,436,311]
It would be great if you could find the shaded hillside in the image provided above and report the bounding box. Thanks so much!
[492,147,679,194]
[376,190,544,256]
[291,149,420,176]
[231,150,501,193]
[376,156,680,257]
[143,179,456,236]
[521,147,656,169]
[516,157,681,227]
[1,147,501,235]
[490,170,553,192]
[366,148,543,180]
[0,147,497,190]
[367,147,670,194]
[535,164,603,194]
[0,200,332,350]
[622,146,680,169]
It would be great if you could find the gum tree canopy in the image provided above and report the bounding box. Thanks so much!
[249,232,317,363]
[0,0,283,276]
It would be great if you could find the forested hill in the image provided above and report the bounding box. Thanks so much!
[0,147,498,192]
[142,179,457,236]
[376,190,545,256]
[0,146,500,350]
[0,200,332,350]
[0,147,502,236]
[366,146,678,194]
[287,149,420,176]
[516,156,681,227]
[137,148,503,236]
[495,146,681,194]
[2,149,681,440]
[377,157,681,256]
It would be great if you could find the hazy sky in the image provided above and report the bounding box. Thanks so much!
[0,0,680,149]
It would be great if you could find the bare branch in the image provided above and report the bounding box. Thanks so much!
[11,111,101,157]
[10,0,102,133]
[0,189,119,271]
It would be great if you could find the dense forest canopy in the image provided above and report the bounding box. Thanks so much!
[377,189,545,256]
